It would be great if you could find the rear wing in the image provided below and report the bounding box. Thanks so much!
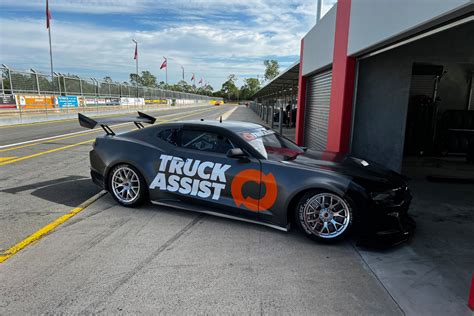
[78,111,156,135]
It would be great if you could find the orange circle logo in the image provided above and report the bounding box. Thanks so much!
[231,169,278,212]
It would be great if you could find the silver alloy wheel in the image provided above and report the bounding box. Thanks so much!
[302,193,351,239]
[111,166,140,203]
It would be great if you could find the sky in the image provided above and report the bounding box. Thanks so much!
[0,0,337,89]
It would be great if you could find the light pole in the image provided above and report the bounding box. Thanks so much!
[316,0,322,23]
[181,66,184,81]
[132,39,139,97]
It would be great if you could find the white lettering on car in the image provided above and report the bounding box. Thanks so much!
[150,154,231,201]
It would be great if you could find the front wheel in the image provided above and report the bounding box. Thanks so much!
[109,164,147,207]
[295,191,354,242]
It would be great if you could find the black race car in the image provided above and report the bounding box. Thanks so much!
[79,112,415,244]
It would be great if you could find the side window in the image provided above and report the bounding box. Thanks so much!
[180,129,234,154]
[157,128,178,146]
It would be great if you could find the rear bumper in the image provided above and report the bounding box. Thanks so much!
[91,169,105,189]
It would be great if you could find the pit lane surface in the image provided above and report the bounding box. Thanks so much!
[0,105,402,314]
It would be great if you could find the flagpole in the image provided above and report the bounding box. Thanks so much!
[48,23,54,94]
[165,59,168,85]
[46,0,54,94]
[132,39,138,97]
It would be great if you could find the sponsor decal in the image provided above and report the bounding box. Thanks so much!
[150,154,230,200]
[231,169,277,211]
[150,154,279,211]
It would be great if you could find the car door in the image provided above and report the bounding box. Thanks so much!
[150,125,262,220]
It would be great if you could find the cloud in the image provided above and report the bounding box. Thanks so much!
[0,0,337,88]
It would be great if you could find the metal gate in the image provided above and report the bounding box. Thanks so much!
[304,70,332,150]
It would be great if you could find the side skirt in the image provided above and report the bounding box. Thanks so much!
[150,200,288,232]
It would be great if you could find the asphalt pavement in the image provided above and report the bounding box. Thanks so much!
[0,104,406,314]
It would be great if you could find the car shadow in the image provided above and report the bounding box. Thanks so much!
[1,175,100,207]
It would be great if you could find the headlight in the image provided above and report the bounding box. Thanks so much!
[370,189,397,203]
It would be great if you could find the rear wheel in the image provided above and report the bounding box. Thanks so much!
[109,164,147,207]
[295,191,353,242]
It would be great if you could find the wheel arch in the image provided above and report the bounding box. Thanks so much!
[285,184,362,227]
[104,160,149,192]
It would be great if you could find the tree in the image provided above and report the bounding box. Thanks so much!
[103,76,113,83]
[129,73,140,86]
[220,74,239,100]
[140,70,157,87]
[263,59,279,81]
[239,78,260,100]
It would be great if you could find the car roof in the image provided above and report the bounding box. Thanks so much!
[156,120,265,132]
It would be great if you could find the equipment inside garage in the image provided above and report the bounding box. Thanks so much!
[351,21,474,181]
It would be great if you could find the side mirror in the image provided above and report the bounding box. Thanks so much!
[227,148,248,159]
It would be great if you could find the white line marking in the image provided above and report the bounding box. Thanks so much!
[0,108,210,149]
[219,106,239,121]
[0,123,128,149]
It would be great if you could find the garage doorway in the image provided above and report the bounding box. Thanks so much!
[402,62,474,181]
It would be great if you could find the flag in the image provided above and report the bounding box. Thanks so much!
[198,78,203,84]
[46,0,52,29]
[191,73,195,81]
[133,44,137,60]
[160,57,167,69]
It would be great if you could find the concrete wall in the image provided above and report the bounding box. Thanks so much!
[348,0,472,55]
[351,22,474,172]
[302,4,337,76]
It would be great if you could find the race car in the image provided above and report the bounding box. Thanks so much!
[79,112,415,244]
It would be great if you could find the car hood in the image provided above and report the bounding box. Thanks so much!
[284,150,406,190]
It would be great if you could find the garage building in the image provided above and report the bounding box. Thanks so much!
[292,0,473,175]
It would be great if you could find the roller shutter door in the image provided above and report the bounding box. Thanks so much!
[304,70,332,150]
[409,75,436,98]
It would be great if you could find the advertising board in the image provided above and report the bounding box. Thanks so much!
[120,97,145,106]
[56,96,79,108]
[15,95,55,109]
[0,95,17,108]
[145,99,168,105]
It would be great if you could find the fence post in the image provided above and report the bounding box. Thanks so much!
[31,69,41,95]
[279,107,283,135]
[271,106,274,128]
[62,75,67,96]
[0,71,4,95]
[1,64,13,94]
[55,73,61,96]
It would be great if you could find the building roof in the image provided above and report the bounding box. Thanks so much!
[252,61,300,99]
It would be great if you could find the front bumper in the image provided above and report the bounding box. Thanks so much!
[356,191,416,248]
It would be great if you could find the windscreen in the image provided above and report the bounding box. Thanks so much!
[238,128,304,161]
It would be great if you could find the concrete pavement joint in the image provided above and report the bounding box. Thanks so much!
[83,214,205,313]
[351,242,406,315]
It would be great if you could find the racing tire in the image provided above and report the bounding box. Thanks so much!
[295,191,354,242]
[108,164,147,207]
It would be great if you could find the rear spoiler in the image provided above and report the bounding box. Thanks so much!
[78,111,156,135]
